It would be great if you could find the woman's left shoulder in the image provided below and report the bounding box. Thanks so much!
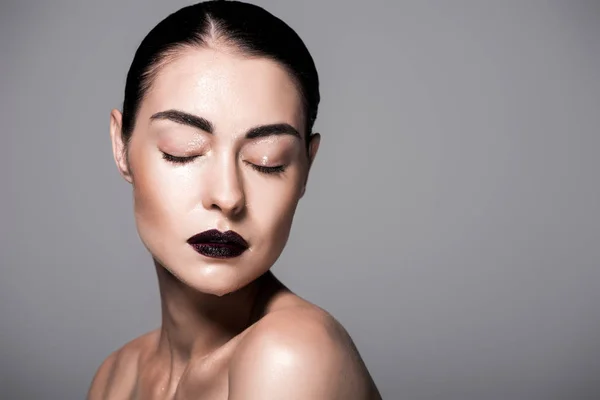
[228,303,381,399]
[242,303,351,354]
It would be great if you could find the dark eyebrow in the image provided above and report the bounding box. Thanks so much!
[245,123,301,140]
[150,109,300,140]
[150,110,214,133]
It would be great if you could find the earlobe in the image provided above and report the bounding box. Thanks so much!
[109,109,133,184]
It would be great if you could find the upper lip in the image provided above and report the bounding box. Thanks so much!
[187,229,249,248]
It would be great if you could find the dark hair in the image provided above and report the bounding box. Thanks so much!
[121,0,319,148]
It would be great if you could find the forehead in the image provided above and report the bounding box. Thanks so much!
[140,47,305,133]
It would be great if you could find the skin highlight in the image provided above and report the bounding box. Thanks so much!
[88,45,381,399]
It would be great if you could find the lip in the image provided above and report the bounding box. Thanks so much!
[187,229,249,259]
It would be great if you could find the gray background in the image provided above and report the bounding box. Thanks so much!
[1,1,599,399]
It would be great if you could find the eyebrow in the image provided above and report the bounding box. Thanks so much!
[150,109,301,140]
[150,109,213,133]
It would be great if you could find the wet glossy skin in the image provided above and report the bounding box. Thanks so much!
[89,45,381,399]
[122,46,312,297]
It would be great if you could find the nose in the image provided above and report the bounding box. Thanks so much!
[201,153,246,218]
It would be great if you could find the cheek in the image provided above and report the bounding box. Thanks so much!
[131,147,191,237]
[246,172,303,242]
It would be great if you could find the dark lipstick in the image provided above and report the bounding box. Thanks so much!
[187,229,249,259]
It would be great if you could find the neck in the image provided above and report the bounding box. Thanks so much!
[153,259,269,367]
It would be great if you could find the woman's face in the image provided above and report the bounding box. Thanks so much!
[110,47,319,296]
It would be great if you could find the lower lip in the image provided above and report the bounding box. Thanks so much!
[189,243,247,259]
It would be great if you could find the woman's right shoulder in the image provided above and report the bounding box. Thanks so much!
[87,330,159,400]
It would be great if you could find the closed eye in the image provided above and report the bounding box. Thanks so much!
[246,162,286,175]
[162,152,199,164]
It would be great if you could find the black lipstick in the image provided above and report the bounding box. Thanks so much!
[187,229,249,259]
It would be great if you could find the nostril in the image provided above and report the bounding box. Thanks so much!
[210,195,245,215]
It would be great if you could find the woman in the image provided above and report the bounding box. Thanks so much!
[88,1,382,399]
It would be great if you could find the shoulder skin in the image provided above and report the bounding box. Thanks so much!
[87,333,151,400]
[228,306,382,400]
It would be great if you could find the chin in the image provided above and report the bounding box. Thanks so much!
[190,268,247,297]
[162,256,265,297]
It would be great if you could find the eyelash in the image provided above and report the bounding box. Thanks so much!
[161,152,286,175]
[249,164,286,175]
[161,152,199,164]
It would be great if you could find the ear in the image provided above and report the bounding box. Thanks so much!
[109,109,133,184]
[300,132,321,198]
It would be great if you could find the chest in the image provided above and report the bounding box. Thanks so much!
[130,356,232,400]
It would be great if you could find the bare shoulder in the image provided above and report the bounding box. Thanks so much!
[229,304,381,400]
[87,330,158,400]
